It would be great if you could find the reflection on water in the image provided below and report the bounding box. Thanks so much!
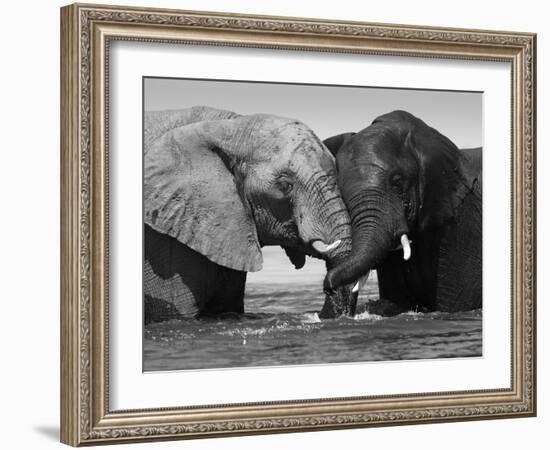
[143,277,482,372]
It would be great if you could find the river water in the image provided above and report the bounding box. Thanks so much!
[143,275,482,372]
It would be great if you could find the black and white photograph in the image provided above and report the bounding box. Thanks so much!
[143,78,483,371]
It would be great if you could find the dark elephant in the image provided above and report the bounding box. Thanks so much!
[144,106,353,322]
[322,110,482,315]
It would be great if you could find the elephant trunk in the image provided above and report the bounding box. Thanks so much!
[319,238,356,319]
[323,188,404,294]
[296,173,353,263]
[320,214,353,288]
[301,181,356,319]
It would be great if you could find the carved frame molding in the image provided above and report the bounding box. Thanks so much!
[60,3,536,446]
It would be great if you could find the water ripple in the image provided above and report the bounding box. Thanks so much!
[144,282,482,371]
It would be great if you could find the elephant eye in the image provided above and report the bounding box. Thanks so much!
[390,173,404,189]
[278,180,293,195]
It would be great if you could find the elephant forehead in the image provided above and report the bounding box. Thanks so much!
[343,130,401,166]
[277,126,328,157]
[249,117,318,149]
[359,127,401,151]
[253,128,335,179]
[249,128,330,174]
[289,146,335,174]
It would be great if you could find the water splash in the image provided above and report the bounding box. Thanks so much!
[302,312,321,323]
[353,310,383,321]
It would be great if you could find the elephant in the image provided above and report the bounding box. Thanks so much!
[322,110,482,315]
[144,106,353,323]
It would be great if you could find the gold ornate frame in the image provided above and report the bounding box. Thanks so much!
[60,3,536,446]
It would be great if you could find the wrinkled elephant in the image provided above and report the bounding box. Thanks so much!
[144,106,353,322]
[322,110,482,315]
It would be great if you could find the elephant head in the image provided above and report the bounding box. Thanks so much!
[323,110,479,294]
[144,106,353,311]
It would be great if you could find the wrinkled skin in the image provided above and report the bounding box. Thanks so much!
[322,110,482,315]
[144,106,353,322]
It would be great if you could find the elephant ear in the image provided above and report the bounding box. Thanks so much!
[399,113,475,232]
[323,132,356,157]
[144,118,263,272]
[282,246,306,269]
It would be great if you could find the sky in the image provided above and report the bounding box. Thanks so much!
[144,77,482,285]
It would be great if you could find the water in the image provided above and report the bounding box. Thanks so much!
[143,277,482,371]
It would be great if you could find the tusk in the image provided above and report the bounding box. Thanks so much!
[401,234,411,261]
[312,239,341,255]
[352,272,370,293]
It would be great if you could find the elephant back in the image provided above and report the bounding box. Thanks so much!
[144,106,240,153]
[460,147,482,190]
